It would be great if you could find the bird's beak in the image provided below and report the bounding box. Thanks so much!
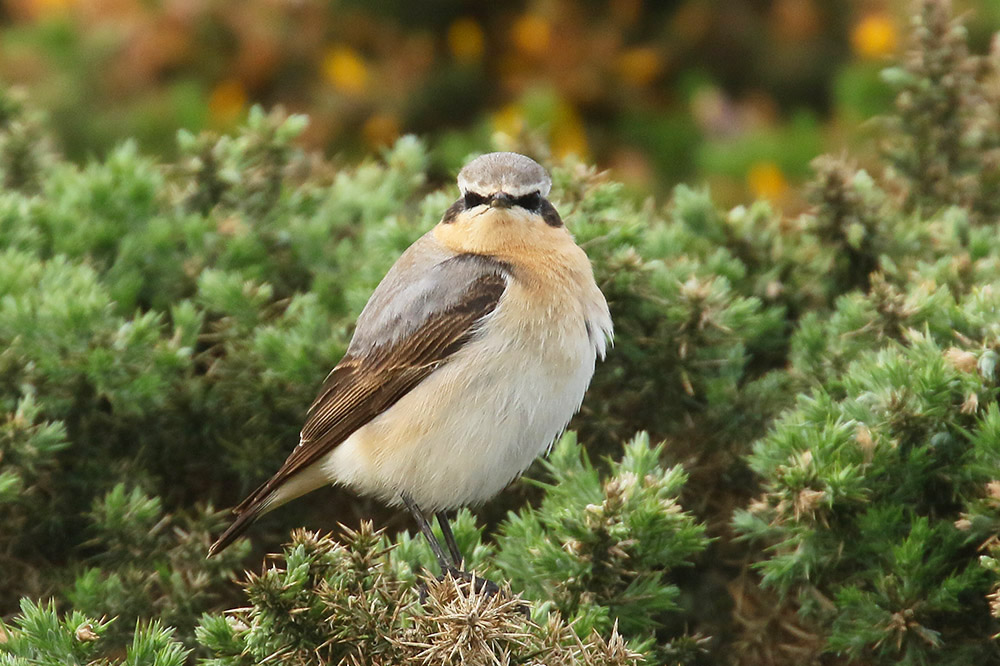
[489,192,514,209]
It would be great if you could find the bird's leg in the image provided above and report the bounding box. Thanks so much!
[400,493,452,575]
[435,509,502,600]
[436,511,464,567]
[400,495,503,600]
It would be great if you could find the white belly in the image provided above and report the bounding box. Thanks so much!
[320,298,599,510]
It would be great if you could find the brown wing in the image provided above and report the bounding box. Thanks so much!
[208,272,506,556]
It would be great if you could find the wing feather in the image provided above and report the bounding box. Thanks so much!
[209,262,507,556]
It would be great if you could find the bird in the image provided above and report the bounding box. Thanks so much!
[208,152,613,581]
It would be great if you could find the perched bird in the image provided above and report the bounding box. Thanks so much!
[209,152,613,577]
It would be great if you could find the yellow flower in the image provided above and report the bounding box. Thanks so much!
[448,17,485,65]
[208,79,247,124]
[27,0,73,18]
[747,161,788,200]
[362,113,400,149]
[851,13,898,59]
[491,104,525,138]
[551,105,588,160]
[511,14,551,57]
[323,46,368,96]
[617,47,662,87]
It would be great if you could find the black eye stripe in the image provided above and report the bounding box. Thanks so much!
[464,192,487,208]
[442,198,464,223]
[539,199,562,227]
[513,192,542,211]
[449,189,559,226]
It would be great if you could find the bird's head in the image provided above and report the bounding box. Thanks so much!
[458,151,550,208]
[436,152,566,257]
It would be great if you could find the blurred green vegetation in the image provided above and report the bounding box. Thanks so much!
[1,0,996,205]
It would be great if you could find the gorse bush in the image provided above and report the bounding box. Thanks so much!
[732,2,1000,663]
[0,98,723,662]
[3,1,1000,663]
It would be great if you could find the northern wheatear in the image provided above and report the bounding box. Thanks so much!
[209,152,613,578]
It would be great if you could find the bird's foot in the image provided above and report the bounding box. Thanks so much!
[444,566,502,596]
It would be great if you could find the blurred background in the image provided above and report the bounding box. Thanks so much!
[1,0,999,207]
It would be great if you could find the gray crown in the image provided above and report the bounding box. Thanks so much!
[457,152,552,198]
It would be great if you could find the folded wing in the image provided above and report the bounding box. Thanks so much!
[209,252,509,556]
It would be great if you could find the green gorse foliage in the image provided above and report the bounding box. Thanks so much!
[495,433,707,642]
[731,2,1000,663]
[3,1,1000,663]
[0,599,189,666]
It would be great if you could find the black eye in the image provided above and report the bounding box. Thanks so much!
[464,192,487,208]
[513,191,542,211]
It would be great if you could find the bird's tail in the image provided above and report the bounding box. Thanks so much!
[208,474,278,557]
[208,502,267,557]
[208,463,330,557]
